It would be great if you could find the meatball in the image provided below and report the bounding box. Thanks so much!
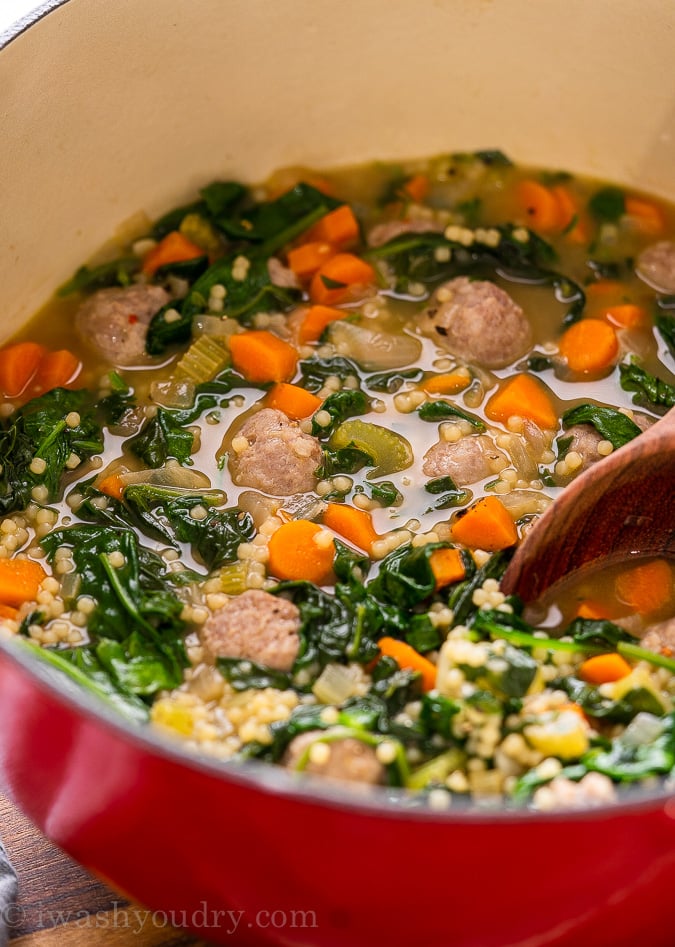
[417,277,532,368]
[640,617,675,655]
[267,256,300,289]
[636,241,675,294]
[367,218,443,249]
[284,730,385,785]
[229,408,323,496]
[422,434,506,485]
[201,589,301,671]
[75,284,169,366]
[558,423,604,476]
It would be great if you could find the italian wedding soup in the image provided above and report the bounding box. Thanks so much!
[1,151,674,809]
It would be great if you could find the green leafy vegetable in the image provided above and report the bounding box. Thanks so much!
[561,403,642,448]
[311,389,369,437]
[365,368,424,393]
[418,400,484,429]
[619,361,675,412]
[588,186,625,222]
[127,408,195,467]
[57,257,140,296]
[299,357,362,393]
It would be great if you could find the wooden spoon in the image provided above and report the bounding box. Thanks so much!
[500,407,675,603]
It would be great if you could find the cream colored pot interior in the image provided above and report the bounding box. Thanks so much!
[1,0,674,341]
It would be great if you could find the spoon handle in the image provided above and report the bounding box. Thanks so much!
[501,408,675,602]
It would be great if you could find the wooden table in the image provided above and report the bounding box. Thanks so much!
[0,793,212,945]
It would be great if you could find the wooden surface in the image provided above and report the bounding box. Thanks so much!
[0,793,212,945]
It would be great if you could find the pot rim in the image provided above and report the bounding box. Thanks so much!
[1,0,674,829]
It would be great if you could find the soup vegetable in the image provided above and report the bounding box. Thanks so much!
[1,151,674,810]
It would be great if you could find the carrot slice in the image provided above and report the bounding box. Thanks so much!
[141,231,205,277]
[322,503,379,553]
[558,319,619,375]
[265,382,323,420]
[625,197,666,235]
[517,179,561,232]
[576,599,617,621]
[421,373,470,395]
[287,241,335,280]
[377,637,437,692]
[0,559,47,608]
[33,349,81,393]
[485,373,558,430]
[0,342,47,398]
[96,473,126,502]
[585,280,625,299]
[601,304,646,329]
[402,174,430,203]
[552,185,589,243]
[614,559,673,616]
[0,603,19,621]
[228,331,298,383]
[450,496,518,551]
[297,305,348,344]
[267,519,335,584]
[310,254,376,305]
[429,547,466,590]
[308,205,360,247]
[579,653,632,685]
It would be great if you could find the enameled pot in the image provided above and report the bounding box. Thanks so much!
[1,3,675,944]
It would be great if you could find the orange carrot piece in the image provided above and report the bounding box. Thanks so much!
[309,205,360,247]
[421,373,471,395]
[298,305,348,344]
[322,503,379,553]
[558,319,619,375]
[485,373,558,430]
[265,382,323,420]
[0,559,47,608]
[310,254,376,306]
[579,653,632,685]
[450,496,518,551]
[585,280,625,299]
[287,241,335,280]
[96,473,126,502]
[402,174,430,203]
[429,547,466,590]
[228,331,298,383]
[551,185,589,243]
[378,637,437,692]
[33,349,81,393]
[576,599,617,621]
[141,231,205,277]
[0,342,47,398]
[0,603,19,621]
[614,559,673,616]
[517,179,561,232]
[601,304,646,329]
[267,519,335,584]
[625,197,666,235]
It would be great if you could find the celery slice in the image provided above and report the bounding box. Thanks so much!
[329,418,413,478]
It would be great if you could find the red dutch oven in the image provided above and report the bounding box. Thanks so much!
[1,2,675,944]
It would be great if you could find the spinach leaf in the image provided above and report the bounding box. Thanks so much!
[584,714,675,781]
[417,400,485,429]
[217,657,293,692]
[588,186,625,222]
[556,675,663,724]
[368,542,472,610]
[311,390,369,437]
[405,614,441,653]
[656,310,675,358]
[368,481,402,507]
[299,357,362,393]
[11,638,149,723]
[562,403,642,448]
[424,476,470,510]
[619,361,675,412]
[40,524,187,696]
[474,149,513,167]
[128,408,195,467]
[568,617,638,651]
[316,446,373,478]
[0,389,103,515]
[151,200,208,240]
[333,540,370,586]
[447,550,512,626]
[57,257,140,296]
[162,499,255,571]
[365,368,424,393]
[97,372,137,427]
[419,693,461,740]
[199,180,248,228]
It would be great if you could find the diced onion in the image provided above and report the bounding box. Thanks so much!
[328,320,422,371]
[312,663,359,705]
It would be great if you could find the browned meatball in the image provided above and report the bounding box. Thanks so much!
[201,589,301,671]
[417,277,532,368]
[640,617,675,655]
[558,423,604,477]
[367,218,443,248]
[422,435,506,485]
[229,408,323,496]
[284,730,385,785]
[75,284,169,365]
[636,241,675,293]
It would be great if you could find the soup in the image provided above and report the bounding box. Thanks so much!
[1,151,674,809]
